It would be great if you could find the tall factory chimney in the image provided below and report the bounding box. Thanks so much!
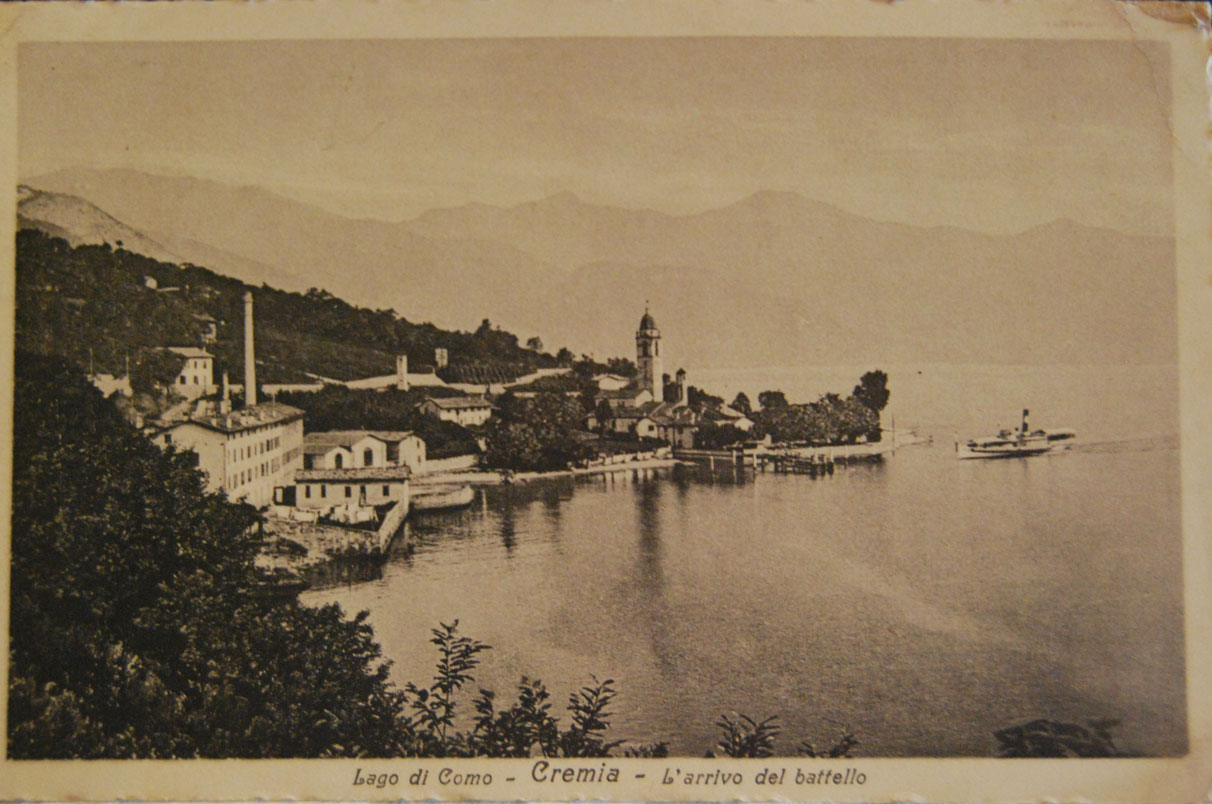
[396,354,410,391]
[243,291,257,408]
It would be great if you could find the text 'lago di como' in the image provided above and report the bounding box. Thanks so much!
[353,763,868,789]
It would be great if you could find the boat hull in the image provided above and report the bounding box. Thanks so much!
[957,444,1055,459]
[410,484,476,512]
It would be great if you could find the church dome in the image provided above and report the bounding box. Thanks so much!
[639,310,657,330]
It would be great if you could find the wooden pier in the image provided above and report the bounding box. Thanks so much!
[673,430,931,475]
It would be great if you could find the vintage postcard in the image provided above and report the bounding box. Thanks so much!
[0,0,1210,801]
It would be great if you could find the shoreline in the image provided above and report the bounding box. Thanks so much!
[413,457,683,488]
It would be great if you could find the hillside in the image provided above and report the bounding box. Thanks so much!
[13,228,560,387]
[24,168,1178,367]
[17,184,182,264]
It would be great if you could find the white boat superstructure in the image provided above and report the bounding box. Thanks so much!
[957,409,1075,459]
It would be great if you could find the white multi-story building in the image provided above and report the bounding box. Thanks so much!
[151,290,304,507]
[166,347,215,400]
[153,402,305,508]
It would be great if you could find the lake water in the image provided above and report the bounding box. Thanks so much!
[302,364,1186,757]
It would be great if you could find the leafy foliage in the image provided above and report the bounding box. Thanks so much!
[484,391,596,472]
[403,621,491,756]
[128,349,187,396]
[751,373,886,445]
[558,677,624,758]
[8,352,408,758]
[853,370,891,413]
[15,229,557,387]
[757,390,789,410]
[710,714,782,758]
[276,386,479,458]
[798,726,859,758]
[993,719,1123,758]
[694,424,751,450]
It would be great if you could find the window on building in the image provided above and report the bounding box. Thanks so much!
[334,453,344,469]
[178,376,186,384]
[305,486,311,498]
[164,434,172,444]
[382,485,390,496]
[321,486,326,498]
[193,376,199,384]
[345,486,352,498]
[363,448,374,466]
[360,485,367,498]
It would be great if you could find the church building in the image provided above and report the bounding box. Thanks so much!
[595,308,700,446]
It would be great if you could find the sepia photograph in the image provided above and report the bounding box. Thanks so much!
[1,1,1210,802]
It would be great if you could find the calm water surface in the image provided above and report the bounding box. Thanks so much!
[302,365,1185,757]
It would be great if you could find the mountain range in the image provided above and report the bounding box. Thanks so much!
[19,167,1177,368]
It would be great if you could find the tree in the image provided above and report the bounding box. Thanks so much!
[694,424,749,449]
[9,353,408,758]
[994,719,1123,758]
[594,398,615,437]
[758,390,788,410]
[484,392,594,471]
[731,392,752,414]
[129,349,186,396]
[853,369,890,413]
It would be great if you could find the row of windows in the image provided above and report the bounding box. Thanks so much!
[303,484,394,499]
[231,459,281,488]
[229,436,282,465]
[226,424,293,442]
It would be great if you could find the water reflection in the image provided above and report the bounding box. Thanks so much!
[304,441,1186,757]
[499,496,516,554]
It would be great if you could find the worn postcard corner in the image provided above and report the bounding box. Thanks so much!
[0,0,1210,802]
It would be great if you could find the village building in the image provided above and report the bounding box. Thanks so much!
[191,312,219,344]
[281,465,410,512]
[593,373,632,392]
[702,404,755,432]
[153,401,305,507]
[302,430,427,474]
[418,395,494,427]
[151,291,304,508]
[595,311,702,447]
[166,346,215,400]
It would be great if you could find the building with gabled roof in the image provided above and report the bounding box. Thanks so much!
[418,395,494,427]
[164,346,215,400]
[281,464,411,511]
[303,429,427,474]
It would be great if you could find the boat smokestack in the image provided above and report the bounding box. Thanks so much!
[243,291,257,408]
[1021,408,1029,434]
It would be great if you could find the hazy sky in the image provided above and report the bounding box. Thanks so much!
[19,37,1172,235]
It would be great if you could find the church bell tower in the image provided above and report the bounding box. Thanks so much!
[636,307,663,400]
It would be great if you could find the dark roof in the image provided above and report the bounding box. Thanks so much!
[424,396,493,410]
[639,310,657,330]
[296,465,412,482]
[160,402,304,435]
[164,346,213,359]
[597,386,650,400]
[646,402,698,427]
